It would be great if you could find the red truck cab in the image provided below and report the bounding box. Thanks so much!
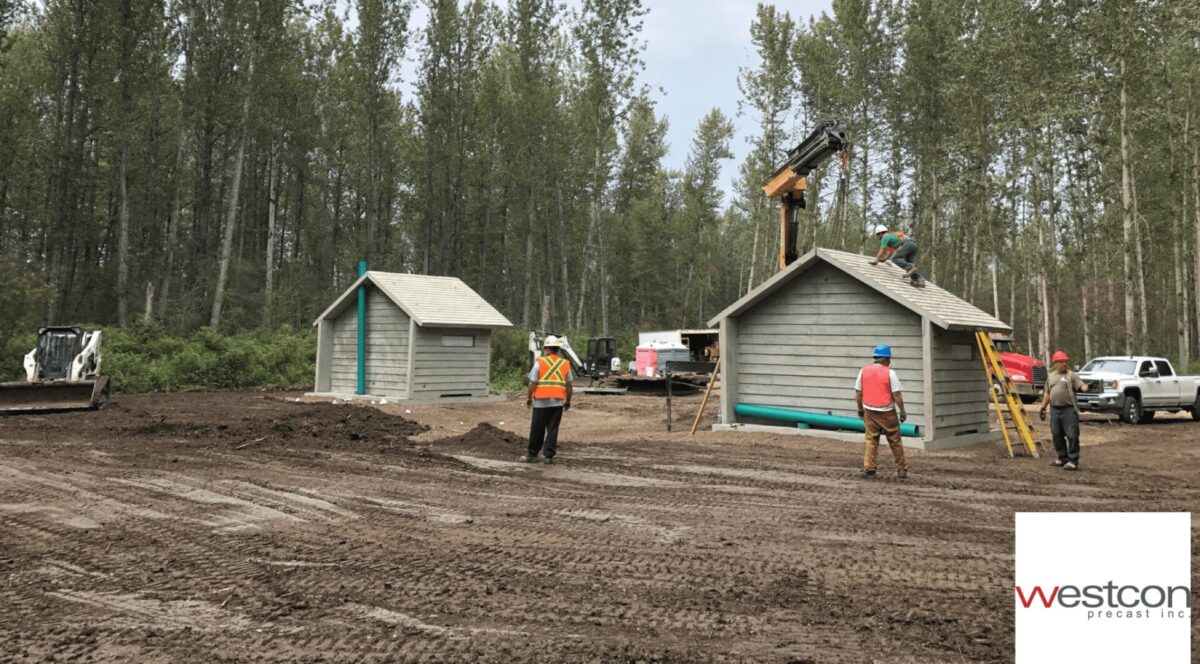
[990,335,1047,403]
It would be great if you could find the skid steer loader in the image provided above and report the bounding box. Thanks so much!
[0,327,110,414]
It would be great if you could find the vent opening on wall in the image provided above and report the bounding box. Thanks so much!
[440,393,471,398]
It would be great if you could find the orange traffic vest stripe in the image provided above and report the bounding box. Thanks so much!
[861,363,894,409]
[532,355,568,400]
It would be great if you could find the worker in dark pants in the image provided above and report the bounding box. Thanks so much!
[1039,350,1087,471]
[868,224,926,288]
[855,344,908,480]
[521,336,573,464]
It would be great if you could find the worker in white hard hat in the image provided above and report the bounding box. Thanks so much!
[868,224,925,288]
[521,335,573,464]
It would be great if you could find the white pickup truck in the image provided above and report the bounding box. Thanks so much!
[1075,356,1200,424]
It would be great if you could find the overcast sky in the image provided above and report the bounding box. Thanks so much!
[637,0,833,196]
[387,0,837,197]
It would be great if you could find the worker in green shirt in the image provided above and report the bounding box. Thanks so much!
[868,225,925,288]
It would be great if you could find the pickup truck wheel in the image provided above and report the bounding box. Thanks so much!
[1120,395,1142,424]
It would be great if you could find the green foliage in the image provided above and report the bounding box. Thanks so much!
[489,329,532,393]
[102,322,315,393]
[0,259,46,380]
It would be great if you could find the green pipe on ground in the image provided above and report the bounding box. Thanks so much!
[735,403,921,438]
[356,260,367,395]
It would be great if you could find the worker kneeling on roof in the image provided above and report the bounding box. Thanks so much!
[869,225,926,288]
[521,336,573,465]
[855,344,908,480]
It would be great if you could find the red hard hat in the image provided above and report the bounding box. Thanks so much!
[1051,350,1069,363]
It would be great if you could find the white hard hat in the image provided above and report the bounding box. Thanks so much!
[543,335,563,348]
[872,224,889,235]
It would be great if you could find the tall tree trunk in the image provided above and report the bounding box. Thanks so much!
[210,33,256,329]
[747,204,760,294]
[1193,139,1200,365]
[1130,164,1149,345]
[929,170,938,282]
[1119,59,1135,355]
[157,95,187,320]
[117,142,131,326]
[1176,208,1188,370]
[991,252,1000,319]
[556,188,571,323]
[575,136,604,328]
[366,102,380,261]
[115,0,134,326]
[142,282,154,322]
[522,208,534,328]
[264,143,279,327]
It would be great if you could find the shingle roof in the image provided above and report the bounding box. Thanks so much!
[313,272,513,329]
[708,247,1011,333]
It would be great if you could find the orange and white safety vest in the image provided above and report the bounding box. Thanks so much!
[861,363,895,409]
[532,354,569,400]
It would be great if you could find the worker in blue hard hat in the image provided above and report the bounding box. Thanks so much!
[854,343,908,480]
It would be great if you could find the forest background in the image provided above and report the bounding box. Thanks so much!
[2,0,1199,389]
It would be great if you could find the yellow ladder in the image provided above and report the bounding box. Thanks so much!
[974,331,1042,458]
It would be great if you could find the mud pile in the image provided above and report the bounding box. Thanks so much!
[428,422,527,455]
[123,399,428,451]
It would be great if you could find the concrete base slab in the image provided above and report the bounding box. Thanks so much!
[710,422,1001,452]
[304,392,506,406]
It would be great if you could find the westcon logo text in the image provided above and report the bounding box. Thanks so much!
[1015,582,1192,621]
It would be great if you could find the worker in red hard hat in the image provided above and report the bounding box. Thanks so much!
[855,344,908,480]
[1039,350,1088,470]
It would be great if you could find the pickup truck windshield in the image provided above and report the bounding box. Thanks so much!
[1081,359,1136,374]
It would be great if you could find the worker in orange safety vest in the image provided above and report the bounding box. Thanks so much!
[521,335,573,464]
[855,343,908,480]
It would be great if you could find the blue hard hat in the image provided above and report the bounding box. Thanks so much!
[872,344,892,358]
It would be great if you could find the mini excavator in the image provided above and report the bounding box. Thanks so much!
[762,120,847,269]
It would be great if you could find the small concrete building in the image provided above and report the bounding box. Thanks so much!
[708,247,1010,451]
[309,272,512,402]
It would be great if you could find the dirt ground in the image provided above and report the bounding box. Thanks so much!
[1,390,1197,663]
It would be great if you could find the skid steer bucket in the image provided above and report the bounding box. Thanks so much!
[0,376,110,414]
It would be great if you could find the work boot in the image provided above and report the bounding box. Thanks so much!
[911,279,927,289]
[1063,462,1078,471]
[518,454,538,463]
[896,469,908,480]
[543,456,555,465]
[1050,459,1064,467]
[856,468,877,479]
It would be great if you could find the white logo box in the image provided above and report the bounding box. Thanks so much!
[1015,512,1192,663]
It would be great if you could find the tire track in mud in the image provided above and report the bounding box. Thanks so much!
[5,391,1198,662]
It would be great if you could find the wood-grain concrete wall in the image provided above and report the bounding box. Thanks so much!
[409,326,491,399]
[732,263,928,428]
[329,287,411,398]
[929,328,990,436]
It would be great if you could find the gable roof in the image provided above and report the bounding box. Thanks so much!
[708,247,1011,333]
[313,271,513,329]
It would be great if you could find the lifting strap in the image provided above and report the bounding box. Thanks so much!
[975,331,1043,459]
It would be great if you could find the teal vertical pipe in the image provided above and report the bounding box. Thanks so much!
[735,403,921,438]
[356,260,367,395]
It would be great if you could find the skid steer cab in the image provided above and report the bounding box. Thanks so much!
[0,327,110,414]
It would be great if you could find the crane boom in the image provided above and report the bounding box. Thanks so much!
[763,120,847,269]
